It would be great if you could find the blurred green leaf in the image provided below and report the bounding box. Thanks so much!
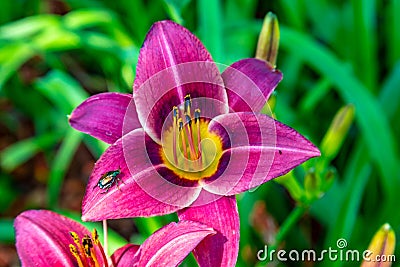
[275,172,305,203]
[163,0,190,25]
[0,173,19,214]
[225,0,257,21]
[385,0,400,68]
[279,0,305,30]
[63,9,135,47]
[63,9,115,30]
[0,15,59,40]
[319,142,371,257]
[32,27,81,51]
[0,43,35,90]
[380,62,400,119]
[299,78,331,112]
[351,0,377,91]
[280,26,400,201]
[34,70,89,114]
[0,132,62,172]
[48,128,83,209]
[0,219,15,244]
[197,0,223,62]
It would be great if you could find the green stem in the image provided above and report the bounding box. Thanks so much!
[269,205,308,253]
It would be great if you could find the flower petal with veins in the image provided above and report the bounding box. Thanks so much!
[69,93,140,144]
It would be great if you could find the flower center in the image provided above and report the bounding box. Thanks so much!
[69,229,108,267]
[161,95,223,181]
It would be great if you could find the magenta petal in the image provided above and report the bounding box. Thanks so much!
[111,244,140,267]
[82,129,201,221]
[222,58,282,112]
[178,195,239,267]
[135,221,215,267]
[133,20,228,142]
[69,92,141,144]
[206,112,320,195]
[15,210,104,267]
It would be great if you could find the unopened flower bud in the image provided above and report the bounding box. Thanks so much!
[361,223,396,267]
[256,12,280,68]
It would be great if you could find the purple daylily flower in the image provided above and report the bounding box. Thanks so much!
[14,210,214,267]
[69,20,320,266]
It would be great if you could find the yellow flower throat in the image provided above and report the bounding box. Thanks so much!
[161,95,223,181]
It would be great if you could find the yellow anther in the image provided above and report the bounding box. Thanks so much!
[69,244,79,256]
[92,228,99,245]
[184,94,192,114]
[194,109,201,124]
[69,231,87,265]
[82,235,93,256]
[185,113,192,127]
[173,106,178,123]
[178,118,184,131]
[69,232,80,245]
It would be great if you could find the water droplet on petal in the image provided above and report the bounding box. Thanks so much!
[105,131,112,136]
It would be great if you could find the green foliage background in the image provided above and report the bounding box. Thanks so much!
[0,0,399,266]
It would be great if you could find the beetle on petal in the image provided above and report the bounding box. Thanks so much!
[94,169,122,193]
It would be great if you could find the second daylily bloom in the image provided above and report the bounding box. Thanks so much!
[15,210,215,267]
[69,20,320,266]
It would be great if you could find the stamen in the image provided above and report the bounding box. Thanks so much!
[70,232,86,262]
[195,109,202,162]
[167,98,210,172]
[178,119,184,132]
[90,247,100,267]
[69,229,108,267]
[82,235,101,267]
[172,106,178,165]
[82,235,93,257]
[178,118,188,170]
[185,114,192,127]
[70,244,85,267]
[184,114,197,159]
[194,109,200,124]
[184,94,192,115]
[173,106,178,120]
[70,232,81,247]
[93,228,109,267]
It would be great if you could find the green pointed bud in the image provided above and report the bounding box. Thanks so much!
[256,12,280,67]
[361,223,396,267]
[321,104,355,161]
